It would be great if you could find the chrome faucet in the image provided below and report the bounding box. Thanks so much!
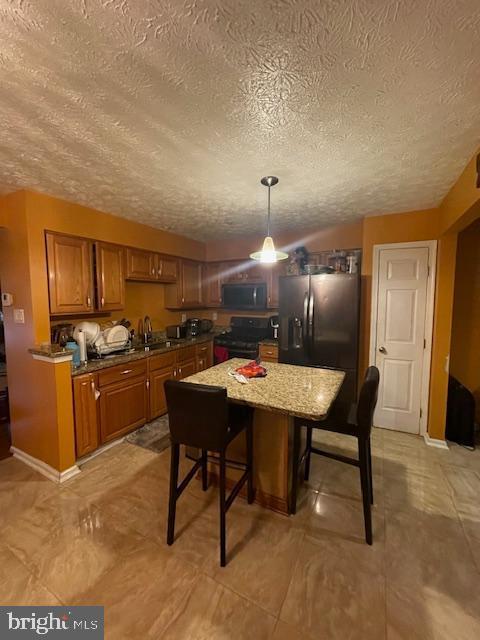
[143,316,153,344]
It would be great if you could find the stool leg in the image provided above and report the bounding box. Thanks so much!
[219,450,227,567]
[358,439,372,545]
[167,443,180,546]
[201,449,208,491]
[246,423,254,504]
[304,426,312,481]
[367,439,373,505]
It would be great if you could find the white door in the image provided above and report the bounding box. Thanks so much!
[373,246,429,433]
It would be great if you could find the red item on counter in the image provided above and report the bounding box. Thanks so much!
[235,361,267,378]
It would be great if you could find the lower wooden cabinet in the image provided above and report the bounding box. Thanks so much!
[73,374,99,458]
[258,343,278,363]
[99,376,148,444]
[72,341,215,458]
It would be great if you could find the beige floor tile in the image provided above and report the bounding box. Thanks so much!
[280,536,386,639]
[383,472,457,517]
[386,583,480,640]
[298,490,385,545]
[74,540,199,639]
[160,575,276,640]
[433,443,480,471]
[0,457,62,520]
[318,457,384,507]
[442,465,480,500]
[0,541,60,605]
[385,509,480,620]
[2,489,148,602]
[272,620,316,640]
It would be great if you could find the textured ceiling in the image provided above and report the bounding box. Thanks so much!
[0,1,479,240]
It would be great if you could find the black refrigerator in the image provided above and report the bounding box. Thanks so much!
[278,273,360,407]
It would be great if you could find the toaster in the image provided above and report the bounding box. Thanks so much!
[166,324,187,339]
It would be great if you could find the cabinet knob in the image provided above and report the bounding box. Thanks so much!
[100,296,105,307]
[121,369,133,375]
[151,268,155,275]
[86,296,91,307]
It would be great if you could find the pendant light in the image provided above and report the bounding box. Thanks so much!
[250,176,288,263]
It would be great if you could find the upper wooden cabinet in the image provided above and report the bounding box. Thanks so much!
[204,262,224,307]
[95,242,125,311]
[224,260,264,283]
[262,262,286,308]
[125,247,157,281]
[46,233,94,315]
[165,259,203,309]
[125,248,178,283]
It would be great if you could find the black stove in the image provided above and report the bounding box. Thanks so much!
[214,316,271,360]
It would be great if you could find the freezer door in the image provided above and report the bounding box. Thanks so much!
[308,274,360,371]
[278,275,310,365]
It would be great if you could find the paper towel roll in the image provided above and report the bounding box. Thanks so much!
[77,330,87,363]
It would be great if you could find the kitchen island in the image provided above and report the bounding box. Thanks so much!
[184,359,344,515]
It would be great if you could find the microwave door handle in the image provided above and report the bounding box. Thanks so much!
[253,286,257,307]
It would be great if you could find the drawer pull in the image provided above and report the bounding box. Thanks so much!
[121,369,133,375]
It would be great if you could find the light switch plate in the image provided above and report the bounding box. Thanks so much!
[13,308,25,324]
[1,292,13,306]
[212,312,218,321]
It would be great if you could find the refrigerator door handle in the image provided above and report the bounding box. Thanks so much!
[308,292,314,345]
[303,291,309,345]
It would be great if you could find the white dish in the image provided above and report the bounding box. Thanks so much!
[73,321,100,346]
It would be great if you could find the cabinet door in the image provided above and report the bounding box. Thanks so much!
[73,374,99,457]
[157,256,178,282]
[125,248,157,281]
[196,342,213,371]
[243,261,264,282]
[95,242,125,311]
[177,359,196,380]
[99,376,148,443]
[181,260,203,307]
[265,262,285,308]
[149,366,175,420]
[204,262,223,307]
[46,233,94,314]
[223,260,244,282]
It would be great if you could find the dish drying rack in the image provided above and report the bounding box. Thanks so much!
[88,339,132,357]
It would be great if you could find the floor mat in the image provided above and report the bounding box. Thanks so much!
[126,415,171,454]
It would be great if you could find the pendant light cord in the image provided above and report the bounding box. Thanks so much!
[267,185,271,236]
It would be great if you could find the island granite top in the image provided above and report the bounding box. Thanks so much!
[183,358,345,421]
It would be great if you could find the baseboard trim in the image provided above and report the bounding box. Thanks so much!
[76,436,125,467]
[10,447,81,483]
[423,433,449,450]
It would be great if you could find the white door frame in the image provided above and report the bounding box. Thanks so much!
[369,240,437,436]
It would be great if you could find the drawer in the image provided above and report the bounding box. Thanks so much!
[149,350,176,372]
[98,360,147,388]
[177,345,196,362]
[195,342,212,356]
[259,344,278,361]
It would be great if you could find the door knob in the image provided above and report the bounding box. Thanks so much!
[378,346,387,354]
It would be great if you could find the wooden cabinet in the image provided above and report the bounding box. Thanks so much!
[224,260,265,283]
[177,358,196,380]
[157,256,177,282]
[148,351,176,420]
[95,242,125,311]
[125,248,157,281]
[196,342,213,372]
[125,248,178,283]
[204,262,224,307]
[99,376,148,443]
[258,343,278,363]
[165,259,204,309]
[72,373,99,457]
[46,233,94,315]
[263,262,286,308]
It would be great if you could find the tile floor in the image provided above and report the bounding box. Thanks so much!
[1,428,480,639]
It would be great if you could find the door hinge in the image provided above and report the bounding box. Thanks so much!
[420,408,423,418]
[423,338,426,349]
[427,265,430,277]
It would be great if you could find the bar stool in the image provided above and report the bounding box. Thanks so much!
[164,379,254,567]
[291,366,379,544]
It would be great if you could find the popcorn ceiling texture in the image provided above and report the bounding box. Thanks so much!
[0,0,479,240]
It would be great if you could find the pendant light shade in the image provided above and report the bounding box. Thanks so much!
[250,176,288,263]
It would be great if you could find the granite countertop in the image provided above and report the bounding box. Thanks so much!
[28,345,76,359]
[70,334,214,377]
[183,358,345,421]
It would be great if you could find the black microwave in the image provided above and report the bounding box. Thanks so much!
[222,283,267,310]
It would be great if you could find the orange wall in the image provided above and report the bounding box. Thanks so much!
[441,152,480,233]
[450,219,480,421]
